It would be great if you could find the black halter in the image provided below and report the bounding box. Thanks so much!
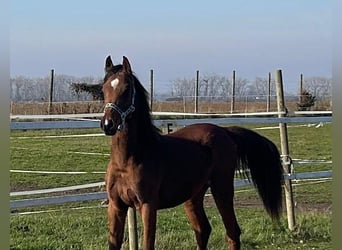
[103,84,136,131]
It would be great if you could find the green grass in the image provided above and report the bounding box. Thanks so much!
[10,205,331,250]
[10,123,332,249]
[10,128,110,190]
[10,123,332,191]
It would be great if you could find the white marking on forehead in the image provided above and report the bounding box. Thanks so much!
[110,78,120,90]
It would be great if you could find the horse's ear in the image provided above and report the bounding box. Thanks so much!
[105,55,114,73]
[122,56,132,74]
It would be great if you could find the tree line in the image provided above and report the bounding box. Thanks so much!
[10,75,102,102]
[10,73,331,103]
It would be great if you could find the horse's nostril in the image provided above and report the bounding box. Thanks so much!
[102,118,114,130]
[101,118,117,136]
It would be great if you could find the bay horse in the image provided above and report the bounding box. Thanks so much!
[100,56,283,250]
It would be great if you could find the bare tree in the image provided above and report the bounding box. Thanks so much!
[244,77,276,100]
[10,75,103,102]
[234,78,249,98]
[171,77,195,97]
[10,76,26,101]
[171,74,248,99]
[304,76,332,100]
[35,77,50,101]
[200,74,230,100]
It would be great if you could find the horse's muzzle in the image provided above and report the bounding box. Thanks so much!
[100,117,117,136]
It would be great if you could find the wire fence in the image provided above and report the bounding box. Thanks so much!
[10,94,332,115]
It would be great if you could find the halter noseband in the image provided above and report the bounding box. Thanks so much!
[104,84,136,131]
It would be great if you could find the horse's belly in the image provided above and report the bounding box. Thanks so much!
[157,180,208,209]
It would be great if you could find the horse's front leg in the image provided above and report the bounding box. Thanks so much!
[140,203,157,250]
[108,200,128,250]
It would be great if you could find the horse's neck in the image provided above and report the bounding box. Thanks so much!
[111,126,150,165]
[110,131,135,165]
[110,122,157,165]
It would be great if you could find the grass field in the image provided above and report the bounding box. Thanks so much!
[10,122,332,249]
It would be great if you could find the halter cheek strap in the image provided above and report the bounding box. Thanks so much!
[104,85,136,131]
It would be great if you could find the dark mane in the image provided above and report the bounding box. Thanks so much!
[130,73,162,137]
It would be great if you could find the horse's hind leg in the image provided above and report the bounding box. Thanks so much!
[211,180,241,250]
[183,186,211,250]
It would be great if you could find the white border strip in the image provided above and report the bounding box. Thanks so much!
[10,110,332,121]
[292,159,332,164]
[10,169,106,175]
[286,170,332,180]
[11,205,104,216]
[10,111,284,120]
[10,171,332,208]
[10,192,107,209]
[10,116,332,130]
[10,113,104,120]
[254,123,325,130]
[68,151,109,156]
[13,178,332,216]
[11,133,104,139]
[10,181,105,197]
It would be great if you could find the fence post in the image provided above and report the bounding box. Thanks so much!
[48,69,54,114]
[275,69,296,231]
[150,69,154,111]
[195,70,199,113]
[299,73,304,105]
[230,70,236,113]
[266,72,271,112]
[128,208,139,250]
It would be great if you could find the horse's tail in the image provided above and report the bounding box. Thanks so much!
[225,126,283,220]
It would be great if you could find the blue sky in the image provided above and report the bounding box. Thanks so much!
[10,0,331,93]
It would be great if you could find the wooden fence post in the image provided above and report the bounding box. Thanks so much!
[128,208,138,250]
[266,72,271,112]
[48,69,54,114]
[275,69,296,231]
[299,73,304,104]
[150,69,154,111]
[230,70,236,113]
[194,70,199,113]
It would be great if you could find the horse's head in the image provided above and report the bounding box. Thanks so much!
[100,56,136,136]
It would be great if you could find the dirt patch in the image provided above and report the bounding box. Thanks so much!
[203,195,332,214]
[10,183,40,193]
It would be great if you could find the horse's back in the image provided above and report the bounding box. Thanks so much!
[167,123,232,144]
[166,123,238,174]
